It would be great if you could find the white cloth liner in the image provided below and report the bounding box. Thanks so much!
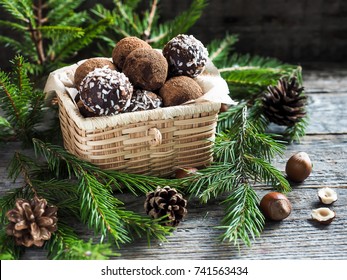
[44,56,236,130]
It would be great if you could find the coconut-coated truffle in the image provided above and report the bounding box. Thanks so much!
[123,48,168,91]
[79,67,133,116]
[126,89,162,112]
[75,93,97,118]
[163,34,208,78]
[74,58,115,87]
[159,76,203,107]
[112,36,152,71]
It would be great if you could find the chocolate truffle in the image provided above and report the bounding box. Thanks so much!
[74,58,115,87]
[79,67,133,116]
[159,76,203,107]
[126,89,162,112]
[112,36,152,71]
[163,34,208,78]
[123,48,168,91]
[75,93,97,118]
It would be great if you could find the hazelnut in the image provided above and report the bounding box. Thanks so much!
[219,103,230,113]
[259,192,292,221]
[317,187,337,205]
[175,167,198,179]
[311,207,336,224]
[285,152,312,183]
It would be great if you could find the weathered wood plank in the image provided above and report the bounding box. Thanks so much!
[12,134,347,260]
[303,69,347,93]
[306,93,347,134]
[1,69,347,260]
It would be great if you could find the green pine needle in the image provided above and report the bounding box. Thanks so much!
[217,184,264,247]
[45,222,118,260]
[283,115,309,143]
[208,34,239,64]
[0,227,23,260]
[186,105,290,246]
[31,138,174,245]
[0,55,45,144]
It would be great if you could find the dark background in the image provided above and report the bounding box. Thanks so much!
[1,0,347,69]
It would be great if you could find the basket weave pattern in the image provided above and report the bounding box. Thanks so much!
[57,91,220,177]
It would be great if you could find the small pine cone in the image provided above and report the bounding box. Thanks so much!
[6,196,58,247]
[262,77,307,126]
[144,186,187,226]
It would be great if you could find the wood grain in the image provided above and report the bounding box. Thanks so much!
[1,69,346,260]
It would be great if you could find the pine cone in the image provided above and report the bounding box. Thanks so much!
[6,196,58,247]
[262,77,306,126]
[144,186,187,226]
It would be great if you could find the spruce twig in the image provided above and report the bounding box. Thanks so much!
[185,105,290,246]
[0,227,23,260]
[0,55,45,144]
[45,222,118,260]
[32,138,173,244]
[217,184,264,246]
[0,0,111,76]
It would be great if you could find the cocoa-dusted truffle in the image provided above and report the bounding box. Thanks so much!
[123,48,168,91]
[159,76,203,107]
[163,34,208,78]
[74,58,115,87]
[126,89,162,112]
[112,36,151,71]
[79,67,133,116]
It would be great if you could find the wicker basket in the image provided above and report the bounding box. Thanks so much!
[46,58,231,178]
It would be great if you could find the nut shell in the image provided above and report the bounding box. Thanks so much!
[285,152,312,183]
[311,207,336,224]
[260,192,292,221]
[317,187,337,205]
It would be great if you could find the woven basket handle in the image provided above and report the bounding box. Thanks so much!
[148,128,162,147]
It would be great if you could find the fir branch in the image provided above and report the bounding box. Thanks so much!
[79,173,172,245]
[0,0,29,23]
[32,138,177,195]
[0,116,15,141]
[220,67,284,100]
[158,0,207,45]
[217,102,247,133]
[184,162,237,203]
[53,17,113,64]
[0,227,23,260]
[216,184,264,247]
[245,155,290,193]
[79,174,131,244]
[32,139,173,244]
[0,19,27,31]
[0,55,45,144]
[0,187,32,224]
[33,179,80,218]
[208,34,239,64]
[186,105,290,246]
[45,222,118,260]
[45,0,85,23]
[283,115,309,143]
[115,208,173,243]
[38,25,84,38]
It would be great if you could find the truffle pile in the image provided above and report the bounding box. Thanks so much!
[73,34,209,117]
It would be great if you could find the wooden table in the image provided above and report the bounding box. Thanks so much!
[1,66,346,260]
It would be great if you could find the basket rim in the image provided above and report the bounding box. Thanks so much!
[57,90,221,131]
